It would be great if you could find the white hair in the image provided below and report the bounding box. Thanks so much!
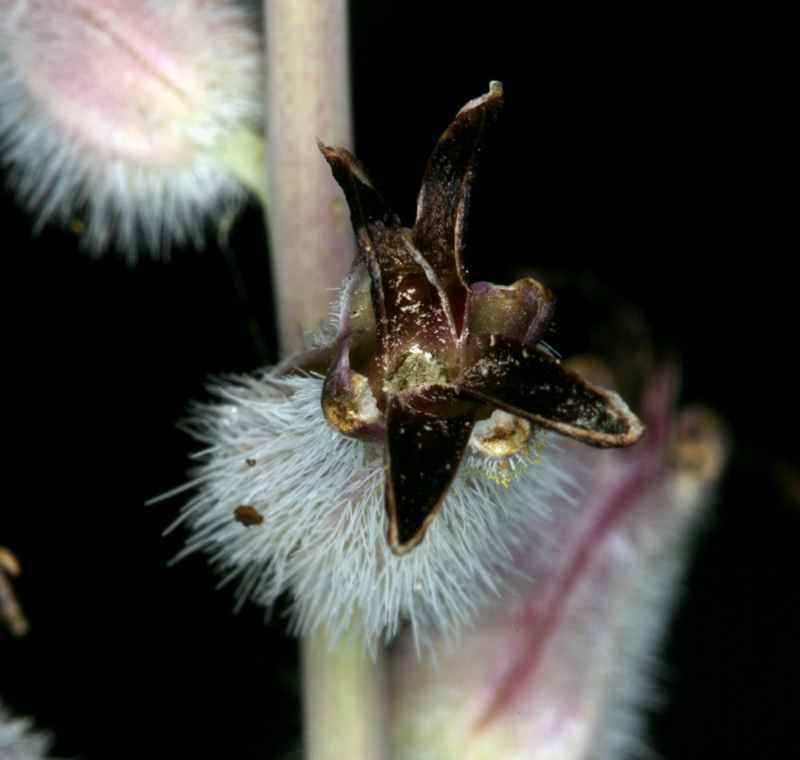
[0,0,263,261]
[170,371,579,654]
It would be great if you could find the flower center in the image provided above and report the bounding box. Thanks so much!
[384,345,459,393]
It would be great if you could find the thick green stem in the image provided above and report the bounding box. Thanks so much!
[263,1,389,758]
[264,0,355,355]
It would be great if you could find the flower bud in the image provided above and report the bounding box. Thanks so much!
[0,0,264,260]
[173,85,646,652]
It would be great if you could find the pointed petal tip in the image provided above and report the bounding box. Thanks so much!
[386,469,440,556]
[318,142,376,191]
[597,389,647,447]
[387,523,428,556]
[384,386,477,556]
[317,139,355,167]
[488,80,504,101]
[317,139,345,163]
[458,81,504,116]
[386,481,446,555]
[534,382,648,449]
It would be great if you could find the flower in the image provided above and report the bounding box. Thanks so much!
[0,0,264,260]
[389,364,729,759]
[176,83,644,650]
[176,371,571,649]
[314,80,643,555]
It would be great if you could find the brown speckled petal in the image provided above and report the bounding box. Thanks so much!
[457,335,645,448]
[412,81,504,345]
[385,385,477,554]
[319,142,457,371]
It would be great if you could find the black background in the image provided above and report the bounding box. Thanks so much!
[1,3,796,758]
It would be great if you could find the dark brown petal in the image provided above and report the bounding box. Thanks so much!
[412,81,505,344]
[321,336,385,439]
[385,385,477,555]
[318,141,457,372]
[470,278,556,346]
[456,335,645,448]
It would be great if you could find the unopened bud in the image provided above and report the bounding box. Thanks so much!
[0,0,264,260]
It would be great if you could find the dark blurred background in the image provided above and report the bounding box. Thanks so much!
[1,3,795,758]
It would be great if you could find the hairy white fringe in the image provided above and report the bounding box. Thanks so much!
[585,498,708,760]
[584,557,685,760]
[389,520,703,760]
[173,372,579,654]
[0,0,263,262]
[0,699,59,760]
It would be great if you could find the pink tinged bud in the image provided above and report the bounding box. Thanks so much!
[0,0,264,259]
[389,365,730,759]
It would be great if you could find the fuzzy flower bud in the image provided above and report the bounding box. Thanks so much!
[174,84,646,651]
[0,0,264,260]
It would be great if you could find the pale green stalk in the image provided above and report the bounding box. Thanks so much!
[263,2,389,758]
[217,126,268,207]
[265,0,355,354]
[301,632,390,760]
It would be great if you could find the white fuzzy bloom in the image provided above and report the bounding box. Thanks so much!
[0,0,264,261]
[0,699,60,760]
[173,371,579,652]
[166,81,646,657]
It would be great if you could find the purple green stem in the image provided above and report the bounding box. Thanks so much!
[264,0,355,354]
[262,2,389,758]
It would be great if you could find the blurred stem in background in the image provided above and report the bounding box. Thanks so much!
[263,1,389,758]
[265,0,355,354]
